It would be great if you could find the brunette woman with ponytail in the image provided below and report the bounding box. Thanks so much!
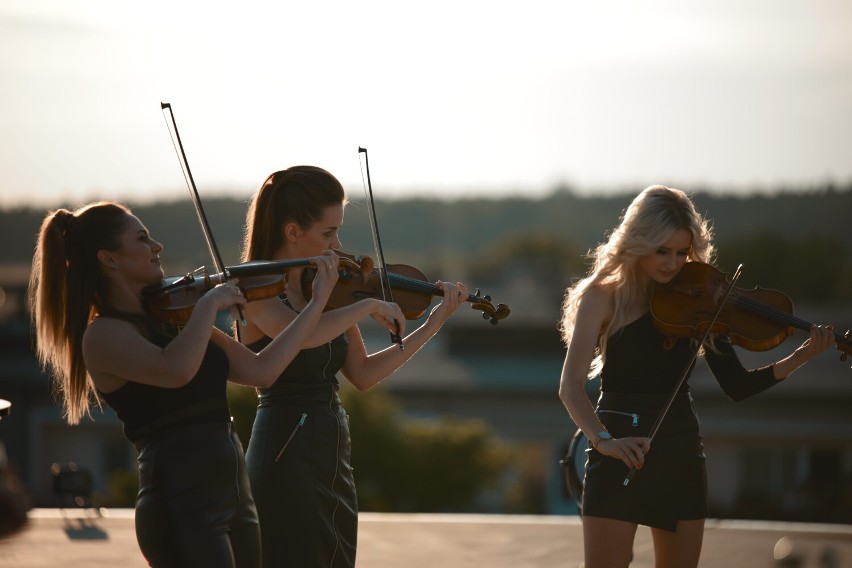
[28,201,339,567]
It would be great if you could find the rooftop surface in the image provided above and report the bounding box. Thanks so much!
[2,509,850,567]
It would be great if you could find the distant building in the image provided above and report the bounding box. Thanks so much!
[0,282,132,508]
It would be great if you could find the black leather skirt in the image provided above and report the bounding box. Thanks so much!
[246,395,357,568]
[134,421,260,567]
[582,391,708,532]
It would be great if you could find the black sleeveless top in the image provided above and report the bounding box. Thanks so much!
[600,312,778,400]
[98,318,231,442]
[245,296,349,406]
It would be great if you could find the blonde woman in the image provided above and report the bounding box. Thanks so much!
[28,201,338,567]
[557,185,834,568]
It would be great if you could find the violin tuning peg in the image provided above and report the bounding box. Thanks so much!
[473,288,482,298]
[484,294,491,301]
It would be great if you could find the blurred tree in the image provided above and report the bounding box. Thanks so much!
[228,383,259,448]
[716,232,851,302]
[340,387,519,513]
[467,231,588,305]
[227,383,524,513]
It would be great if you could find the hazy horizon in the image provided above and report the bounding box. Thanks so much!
[2,1,851,208]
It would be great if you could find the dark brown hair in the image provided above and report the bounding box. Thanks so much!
[242,166,346,261]
[28,202,132,424]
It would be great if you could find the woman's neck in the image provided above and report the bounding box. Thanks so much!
[103,283,146,316]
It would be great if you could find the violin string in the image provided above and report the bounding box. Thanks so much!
[731,293,847,347]
[694,278,849,354]
[734,295,819,333]
[385,272,476,302]
[694,281,820,336]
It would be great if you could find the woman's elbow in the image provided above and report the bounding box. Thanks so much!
[724,389,749,402]
[160,368,196,388]
[343,368,377,392]
[245,363,281,389]
[247,374,276,389]
[348,374,375,392]
[558,382,573,407]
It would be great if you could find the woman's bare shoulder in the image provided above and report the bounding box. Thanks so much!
[582,282,616,305]
[83,316,142,347]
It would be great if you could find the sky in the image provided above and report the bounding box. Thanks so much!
[1,0,851,208]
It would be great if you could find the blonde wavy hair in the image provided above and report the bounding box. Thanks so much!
[558,185,715,377]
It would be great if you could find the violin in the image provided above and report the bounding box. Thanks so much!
[623,260,850,488]
[301,253,511,325]
[650,262,851,360]
[143,254,372,327]
[155,106,510,333]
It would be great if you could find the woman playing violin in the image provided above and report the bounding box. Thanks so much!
[28,201,339,567]
[557,185,835,568]
[240,166,468,567]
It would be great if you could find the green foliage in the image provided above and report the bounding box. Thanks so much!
[226,382,522,513]
[6,187,851,303]
[468,230,588,304]
[227,383,260,448]
[716,231,851,302]
[339,387,518,513]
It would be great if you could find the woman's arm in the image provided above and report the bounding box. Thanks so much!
[245,295,404,349]
[707,324,835,401]
[83,282,247,391]
[771,324,835,378]
[213,299,325,387]
[558,285,649,470]
[341,281,466,391]
[220,255,340,387]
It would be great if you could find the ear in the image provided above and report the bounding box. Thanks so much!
[96,249,117,271]
[283,222,302,244]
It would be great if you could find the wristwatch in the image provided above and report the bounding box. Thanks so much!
[593,430,612,450]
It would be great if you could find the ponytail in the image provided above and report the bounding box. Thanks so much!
[28,202,130,424]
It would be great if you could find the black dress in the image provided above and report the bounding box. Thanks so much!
[99,320,260,568]
[245,315,357,568]
[581,312,779,531]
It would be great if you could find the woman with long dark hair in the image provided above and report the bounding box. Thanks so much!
[29,201,338,567]
[241,166,468,567]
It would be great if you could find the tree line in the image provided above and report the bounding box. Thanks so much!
[2,185,849,303]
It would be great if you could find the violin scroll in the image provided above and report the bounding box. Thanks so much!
[469,289,511,325]
[839,330,851,363]
[333,251,375,283]
[302,261,511,325]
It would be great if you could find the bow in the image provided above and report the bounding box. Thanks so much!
[358,147,404,350]
[623,263,744,486]
[159,102,245,328]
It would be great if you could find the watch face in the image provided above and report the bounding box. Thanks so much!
[599,431,612,440]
